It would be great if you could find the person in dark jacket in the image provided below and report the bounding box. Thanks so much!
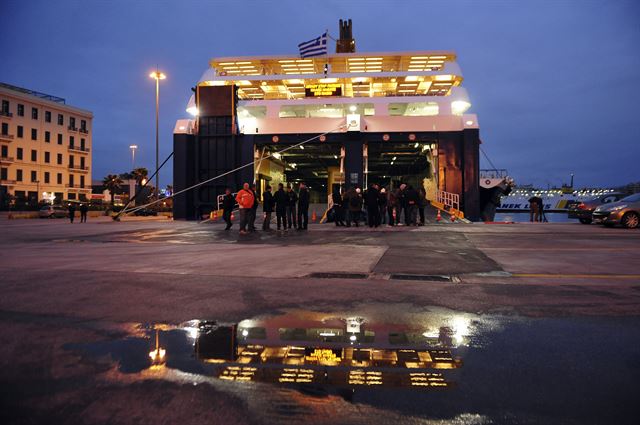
[68,203,76,223]
[332,188,345,226]
[222,187,235,230]
[286,185,298,229]
[297,182,310,230]
[404,185,419,226]
[345,187,363,227]
[248,184,259,231]
[79,203,88,223]
[273,183,288,230]
[365,184,380,228]
[418,187,428,225]
[398,184,408,225]
[378,188,388,225]
[262,185,274,230]
[387,187,398,226]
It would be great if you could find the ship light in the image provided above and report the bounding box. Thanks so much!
[186,94,198,116]
[451,100,471,115]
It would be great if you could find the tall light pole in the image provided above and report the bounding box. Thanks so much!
[149,70,166,201]
[129,144,138,169]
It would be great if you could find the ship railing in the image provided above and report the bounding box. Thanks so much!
[480,169,508,179]
[436,190,460,213]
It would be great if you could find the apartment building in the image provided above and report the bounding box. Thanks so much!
[0,82,93,205]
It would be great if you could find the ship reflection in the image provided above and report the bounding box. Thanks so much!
[181,310,469,390]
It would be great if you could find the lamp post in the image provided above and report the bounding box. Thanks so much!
[149,70,166,202]
[129,144,138,169]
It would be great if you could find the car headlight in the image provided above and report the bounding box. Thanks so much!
[610,204,627,211]
[594,206,603,212]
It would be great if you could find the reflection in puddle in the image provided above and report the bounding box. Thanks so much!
[68,307,491,395]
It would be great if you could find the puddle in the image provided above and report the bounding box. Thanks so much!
[66,306,640,424]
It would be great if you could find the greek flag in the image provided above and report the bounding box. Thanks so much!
[298,32,328,58]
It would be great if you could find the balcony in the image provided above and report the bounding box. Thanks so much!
[0,179,17,186]
[0,156,15,164]
[65,184,91,191]
[68,164,89,173]
[0,110,13,118]
[79,128,89,134]
[67,126,78,132]
[0,133,14,143]
[68,145,90,154]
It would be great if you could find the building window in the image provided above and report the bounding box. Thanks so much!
[69,154,75,167]
[17,169,23,182]
[1,167,7,180]
[45,111,51,123]
[57,173,62,184]
[57,134,62,145]
[31,128,37,140]
[1,145,7,157]
[1,100,9,114]
[69,174,74,186]
[17,126,23,138]
[80,157,85,169]
[32,107,38,120]
[69,135,74,146]
[68,193,76,200]
[31,170,37,182]
[31,149,37,162]
[69,117,76,129]
[80,175,85,188]
[17,147,23,160]
[45,131,50,143]
[17,104,24,116]
[44,151,50,163]
[57,114,64,125]
[80,119,87,131]
[44,172,50,184]
[1,122,7,135]
[80,138,85,149]
[57,153,62,165]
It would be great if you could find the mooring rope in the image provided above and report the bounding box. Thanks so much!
[120,123,351,216]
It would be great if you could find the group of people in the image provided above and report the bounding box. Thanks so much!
[67,203,89,223]
[221,182,310,234]
[331,183,428,228]
[219,181,428,234]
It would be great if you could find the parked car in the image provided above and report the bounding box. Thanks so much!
[592,193,640,229]
[133,208,158,216]
[568,192,626,224]
[39,205,68,218]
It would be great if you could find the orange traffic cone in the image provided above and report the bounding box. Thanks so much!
[213,210,218,221]
[312,211,317,222]
[436,210,442,222]
[230,212,235,221]
[451,212,456,222]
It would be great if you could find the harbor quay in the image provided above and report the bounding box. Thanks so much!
[1,218,639,424]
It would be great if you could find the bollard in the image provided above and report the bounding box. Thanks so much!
[436,210,442,222]
[312,211,317,222]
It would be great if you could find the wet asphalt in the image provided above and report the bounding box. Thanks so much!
[0,218,639,424]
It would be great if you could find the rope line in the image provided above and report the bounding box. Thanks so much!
[121,123,351,216]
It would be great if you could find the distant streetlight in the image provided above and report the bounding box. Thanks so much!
[129,144,138,169]
[149,70,166,201]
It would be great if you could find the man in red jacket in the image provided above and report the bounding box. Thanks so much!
[235,183,255,234]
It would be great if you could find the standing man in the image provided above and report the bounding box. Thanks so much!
[297,182,310,230]
[418,187,428,226]
[347,187,363,227]
[274,183,288,230]
[235,183,254,235]
[365,183,380,228]
[332,188,345,226]
[378,187,388,225]
[222,187,235,230]
[68,202,76,224]
[405,184,419,226]
[80,203,88,223]
[248,184,259,232]
[262,185,274,231]
[397,184,407,226]
[387,186,398,226]
[286,185,298,230]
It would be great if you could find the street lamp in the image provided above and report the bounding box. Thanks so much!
[149,70,166,202]
[129,144,138,169]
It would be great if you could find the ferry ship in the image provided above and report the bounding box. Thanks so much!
[479,169,615,213]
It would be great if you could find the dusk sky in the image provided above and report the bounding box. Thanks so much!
[1,0,639,189]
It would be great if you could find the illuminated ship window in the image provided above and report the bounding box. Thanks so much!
[219,366,257,382]
[389,102,439,116]
[348,369,383,386]
[278,368,315,383]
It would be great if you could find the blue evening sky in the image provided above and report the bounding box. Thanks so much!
[1,0,638,189]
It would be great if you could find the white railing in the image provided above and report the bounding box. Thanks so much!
[436,190,459,212]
